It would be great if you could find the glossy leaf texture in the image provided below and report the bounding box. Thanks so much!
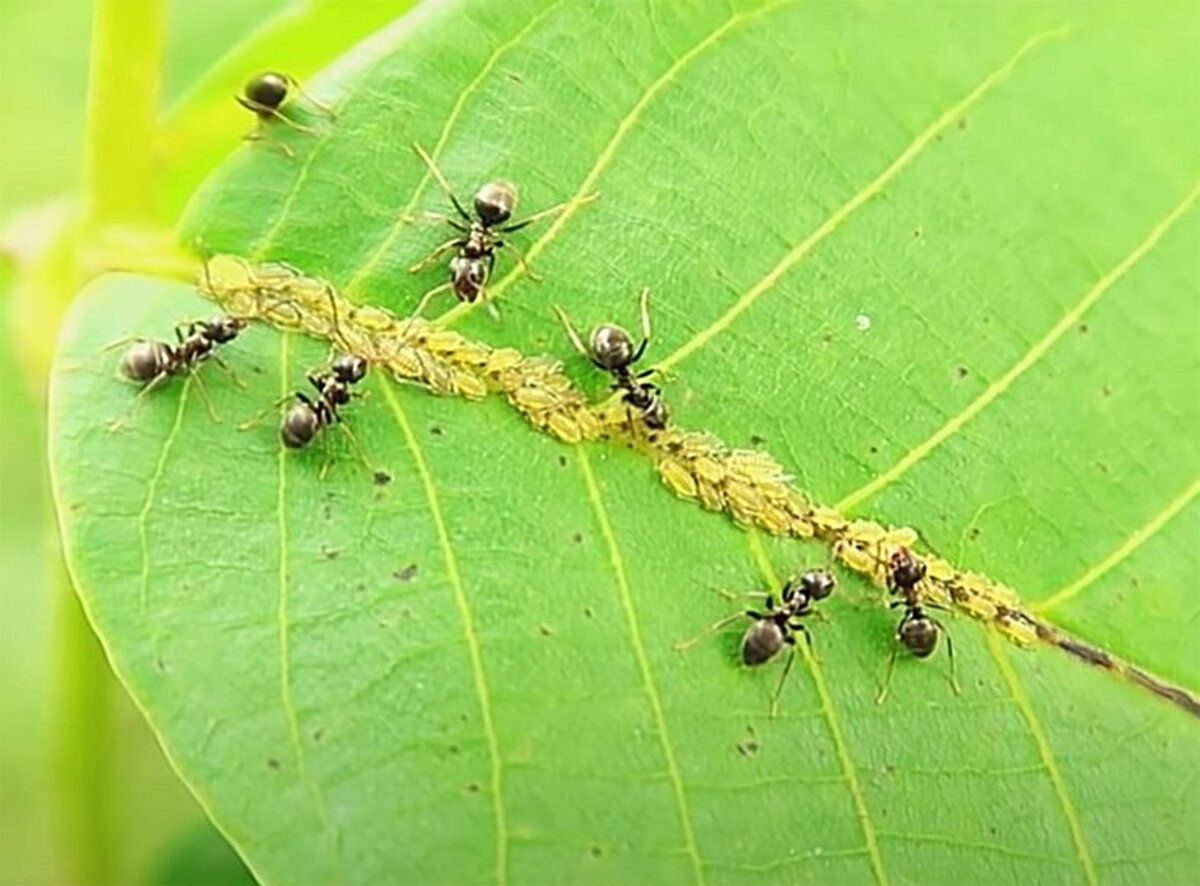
[50,1,1200,883]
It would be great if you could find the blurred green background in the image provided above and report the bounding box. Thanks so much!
[0,2,290,882]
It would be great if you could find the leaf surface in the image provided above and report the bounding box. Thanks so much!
[50,1,1200,883]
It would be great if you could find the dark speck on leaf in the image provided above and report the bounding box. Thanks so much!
[1095,461,1110,474]
[156,656,168,673]
[558,455,568,467]
[968,527,981,540]
[449,744,460,755]
[321,544,339,560]
[736,740,760,757]
[584,606,595,619]
[869,445,879,455]
[956,365,969,379]
[1102,385,1112,397]
[821,332,834,345]
[312,729,324,743]
[590,846,603,858]
[1079,323,1089,334]
[538,624,553,637]
[466,782,480,793]
[957,117,967,130]
[749,434,766,446]
[321,502,333,521]
[267,758,281,770]
[394,563,418,582]
[373,470,392,486]
[573,532,584,544]
[430,425,443,436]
[913,226,923,239]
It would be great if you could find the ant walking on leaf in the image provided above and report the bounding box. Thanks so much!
[674,569,836,716]
[877,546,961,704]
[238,71,335,157]
[554,287,669,432]
[406,143,596,317]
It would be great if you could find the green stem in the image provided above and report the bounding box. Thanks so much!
[84,0,165,226]
[52,554,114,885]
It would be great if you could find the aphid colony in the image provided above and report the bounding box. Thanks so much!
[104,72,1200,721]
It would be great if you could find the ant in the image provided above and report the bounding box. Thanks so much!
[675,568,836,716]
[554,287,669,431]
[241,286,381,480]
[406,142,595,316]
[877,546,961,704]
[106,316,248,431]
[237,71,334,157]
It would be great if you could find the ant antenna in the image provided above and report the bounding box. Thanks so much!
[323,283,354,353]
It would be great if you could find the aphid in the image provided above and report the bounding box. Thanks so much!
[407,143,592,316]
[237,71,334,156]
[107,315,247,430]
[877,546,961,704]
[675,568,837,716]
[554,287,670,432]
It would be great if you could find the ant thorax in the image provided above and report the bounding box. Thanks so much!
[462,226,491,258]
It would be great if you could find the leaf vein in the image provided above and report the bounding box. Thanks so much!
[1036,475,1200,613]
[655,24,1070,374]
[746,530,889,886]
[380,378,509,884]
[574,448,705,885]
[345,0,564,296]
[985,633,1098,886]
[836,174,1200,513]
[439,0,788,326]
[136,376,192,612]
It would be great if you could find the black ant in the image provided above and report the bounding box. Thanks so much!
[241,286,383,481]
[406,142,595,316]
[675,568,836,716]
[106,316,247,431]
[877,546,961,704]
[237,71,334,156]
[554,287,669,431]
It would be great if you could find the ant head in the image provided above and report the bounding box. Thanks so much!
[450,256,488,301]
[244,72,289,110]
[798,569,836,602]
[473,181,517,226]
[331,354,367,384]
[889,547,926,591]
[899,614,938,658]
[206,316,246,344]
[590,324,635,371]
[120,341,171,383]
[280,402,319,449]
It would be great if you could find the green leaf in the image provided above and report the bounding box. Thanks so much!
[51,1,1199,884]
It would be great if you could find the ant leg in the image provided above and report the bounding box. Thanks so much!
[188,370,221,422]
[285,75,337,118]
[335,421,377,477]
[401,211,470,233]
[769,646,798,718]
[715,588,771,603]
[412,143,471,222]
[497,238,541,282]
[552,305,590,357]
[236,96,319,134]
[241,127,295,159]
[875,647,900,705]
[106,372,173,432]
[408,238,465,273]
[237,394,294,431]
[630,286,652,363]
[100,335,140,353]
[207,354,247,389]
[672,611,747,652]
[498,191,599,233]
[929,616,962,695]
[318,428,335,480]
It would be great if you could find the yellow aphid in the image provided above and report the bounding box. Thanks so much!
[453,371,488,401]
[573,409,602,441]
[691,456,725,485]
[924,556,957,582]
[834,541,877,576]
[696,480,725,511]
[546,412,582,443]
[883,525,919,548]
[509,385,560,412]
[725,480,767,517]
[996,614,1040,646]
[809,506,848,535]
[756,505,793,537]
[658,458,699,500]
[386,347,427,381]
[484,349,524,374]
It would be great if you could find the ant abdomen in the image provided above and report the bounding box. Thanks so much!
[473,181,517,226]
[742,620,785,666]
[281,403,320,449]
[120,341,172,383]
[899,614,938,658]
